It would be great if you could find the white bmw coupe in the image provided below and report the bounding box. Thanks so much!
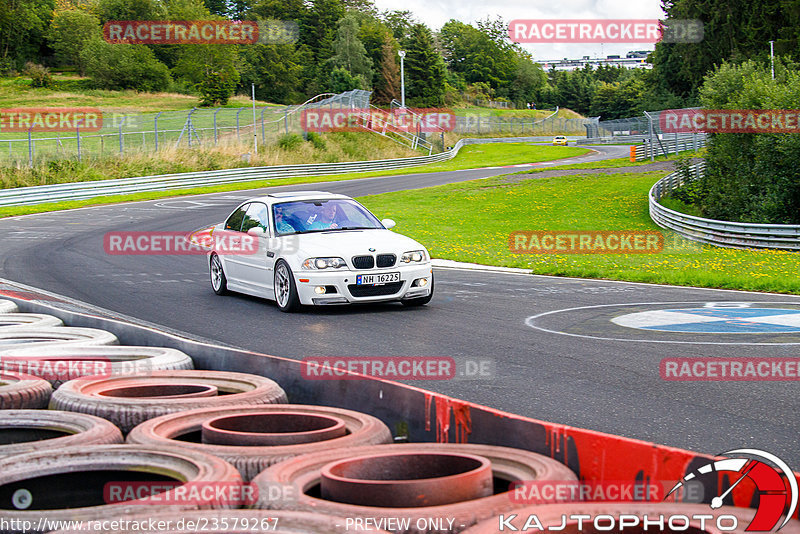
[208,191,434,312]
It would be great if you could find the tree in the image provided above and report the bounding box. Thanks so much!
[173,45,241,105]
[328,66,365,92]
[687,59,800,224]
[403,23,446,107]
[373,34,399,104]
[240,42,309,103]
[509,53,546,108]
[328,14,373,87]
[589,78,645,119]
[96,0,164,23]
[46,9,101,75]
[0,0,54,66]
[80,37,171,91]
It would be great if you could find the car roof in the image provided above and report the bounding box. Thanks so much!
[245,191,352,204]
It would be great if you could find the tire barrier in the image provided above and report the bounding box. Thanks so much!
[0,313,63,329]
[50,370,288,433]
[0,409,122,458]
[0,327,118,349]
[250,443,578,534]
[0,371,52,409]
[49,509,391,533]
[0,345,194,388]
[459,502,782,534]
[0,300,18,313]
[0,445,242,534]
[126,405,393,481]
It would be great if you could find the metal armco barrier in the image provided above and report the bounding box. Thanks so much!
[631,133,707,161]
[649,162,800,250]
[0,137,538,207]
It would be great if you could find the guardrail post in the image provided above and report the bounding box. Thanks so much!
[27,127,34,167]
[118,116,126,154]
[154,112,163,151]
[76,122,81,162]
[213,108,221,145]
[260,107,267,144]
[236,107,244,140]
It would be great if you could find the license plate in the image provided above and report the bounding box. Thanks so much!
[356,272,400,285]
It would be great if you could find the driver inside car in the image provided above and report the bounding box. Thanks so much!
[308,202,340,230]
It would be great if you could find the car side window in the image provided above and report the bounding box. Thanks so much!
[225,203,249,232]
[242,203,269,234]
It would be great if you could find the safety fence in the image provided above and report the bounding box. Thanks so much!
[0,136,542,207]
[0,90,372,167]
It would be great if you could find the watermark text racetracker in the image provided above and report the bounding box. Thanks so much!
[301,108,455,133]
[102,230,298,256]
[662,357,800,381]
[509,231,664,254]
[0,108,102,132]
[508,19,703,43]
[103,19,298,45]
[661,109,800,134]
[302,356,495,381]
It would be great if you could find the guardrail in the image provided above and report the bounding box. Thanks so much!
[0,136,540,207]
[649,162,800,250]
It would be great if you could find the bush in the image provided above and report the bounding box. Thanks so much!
[198,70,238,106]
[692,59,800,224]
[306,131,326,150]
[23,62,52,88]
[80,38,171,92]
[277,134,303,150]
[0,57,17,77]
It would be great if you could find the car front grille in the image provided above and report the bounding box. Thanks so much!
[352,255,375,270]
[376,254,396,268]
[348,281,403,298]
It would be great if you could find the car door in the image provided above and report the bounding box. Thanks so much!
[220,203,249,283]
[236,202,272,294]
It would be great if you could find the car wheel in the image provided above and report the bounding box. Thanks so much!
[274,260,301,312]
[401,274,434,307]
[210,253,228,296]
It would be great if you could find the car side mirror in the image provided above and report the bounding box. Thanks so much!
[247,227,266,236]
[381,218,396,229]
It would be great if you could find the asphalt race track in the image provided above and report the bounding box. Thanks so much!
[2,143,798,465]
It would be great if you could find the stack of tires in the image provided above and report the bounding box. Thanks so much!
[0,299,766,534]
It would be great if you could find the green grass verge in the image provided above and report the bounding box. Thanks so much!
[0,143,589,218]
[357,170,800,294]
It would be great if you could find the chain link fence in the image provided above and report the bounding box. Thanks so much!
[0,90,373,167]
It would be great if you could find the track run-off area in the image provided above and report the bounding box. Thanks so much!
[1,143,798,465]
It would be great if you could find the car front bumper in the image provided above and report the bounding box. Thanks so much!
[293,264,434,305]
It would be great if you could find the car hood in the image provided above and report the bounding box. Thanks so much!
[292,229,427,260]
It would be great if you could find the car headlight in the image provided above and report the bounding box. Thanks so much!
[302,257,347,270]
[401,250,426,263]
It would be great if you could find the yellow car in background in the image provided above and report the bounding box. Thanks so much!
[552,136,569,146]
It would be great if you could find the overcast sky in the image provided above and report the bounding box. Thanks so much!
[372,0,665,60]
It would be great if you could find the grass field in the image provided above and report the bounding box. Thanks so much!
[0,143,588,218]
[357,170,800,294]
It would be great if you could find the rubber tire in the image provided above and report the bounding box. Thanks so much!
[50,370,288,433]
[0,313,63,329]
[0,444,241,531]
[401,274,434,307]
[0,371,52,409]
[274,260,301,313]
[0,300,18,313]
[127,404,393,481]
[0,345,195,388]
[0,327,119,350]
[250,443,578,533]
[460,502,760,533]
[0,410,122,458]
[210,253,229,296]
[49,510,391,533]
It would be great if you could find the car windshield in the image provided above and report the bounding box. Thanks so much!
[272,199,384,235]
